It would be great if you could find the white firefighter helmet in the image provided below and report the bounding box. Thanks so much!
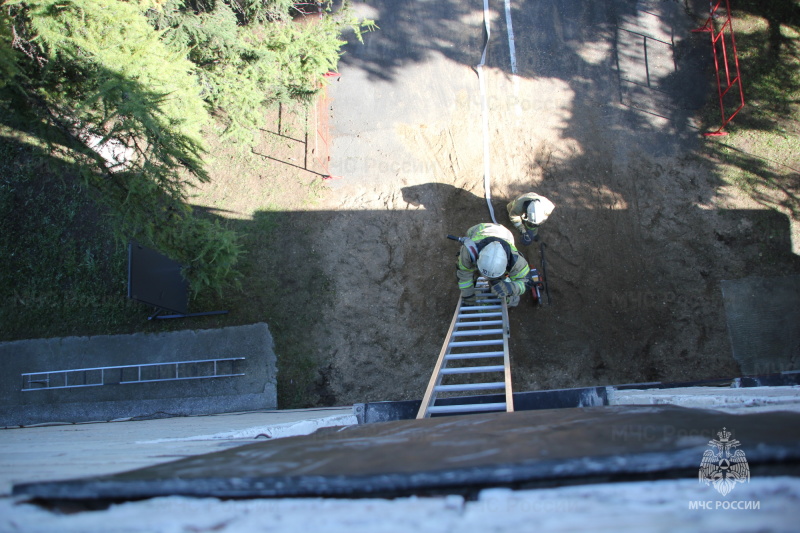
[477,241,507,279]
[525,196,555,226]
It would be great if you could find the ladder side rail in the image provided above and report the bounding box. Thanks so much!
[416,298,463,419]
[501,299,514,412]
[117,357,246,370]
[21,358,246,376]
[118,373,246,385]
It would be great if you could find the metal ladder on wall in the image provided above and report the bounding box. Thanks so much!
[417,278,513,418]
[21,358,246,391]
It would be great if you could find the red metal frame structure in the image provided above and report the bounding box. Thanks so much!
[315,71,342,181]
[265,71,340,181]
[294,2,342,180]
[692,0,745,136]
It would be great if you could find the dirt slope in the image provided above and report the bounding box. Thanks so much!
[270,0,800,405]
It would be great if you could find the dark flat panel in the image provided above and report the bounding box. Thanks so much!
[128,241,188,314]
[721,275,800,376]
[14,405,800,500]
[512,387,607,411]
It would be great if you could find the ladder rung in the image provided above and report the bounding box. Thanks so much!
[449,339,504,348]
[428,402,507,414]
[460,304,502,311]
[446,351,504,360]
[440,365,505,375]
[452,328,504,337]
[455,320,504,328]
[458,312,502,319]
[458,313,502,319]
[435,382,506,392]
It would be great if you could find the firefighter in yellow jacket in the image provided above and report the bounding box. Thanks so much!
[456,223,533,307]
[506,192,555,245]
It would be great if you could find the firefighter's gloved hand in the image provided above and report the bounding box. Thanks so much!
[520,230,534,246]
[521,229,538,246]
[525,270,540,289]
[490,280,514,298]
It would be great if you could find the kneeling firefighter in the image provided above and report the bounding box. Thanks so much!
[506,192,555,245]
[455,223,535,307]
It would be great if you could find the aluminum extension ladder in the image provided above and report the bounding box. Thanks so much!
[21,358,246,391]
[417,278,513,418]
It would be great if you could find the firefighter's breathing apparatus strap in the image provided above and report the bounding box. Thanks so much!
[464,236,514,274]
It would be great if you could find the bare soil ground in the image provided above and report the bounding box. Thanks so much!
[309,91,799,406]
[195,0,800,408]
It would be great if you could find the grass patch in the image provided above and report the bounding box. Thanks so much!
[0,132,145,339]
[0,102,332,409]
[697,2,800,221]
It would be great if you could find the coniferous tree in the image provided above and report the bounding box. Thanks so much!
[0,0,373,294]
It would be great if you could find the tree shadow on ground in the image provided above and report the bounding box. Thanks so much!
[735,0,800,59]
[338,0,795,213]
[335,0,723,228]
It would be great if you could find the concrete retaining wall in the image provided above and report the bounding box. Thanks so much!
[0,323,277,427]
